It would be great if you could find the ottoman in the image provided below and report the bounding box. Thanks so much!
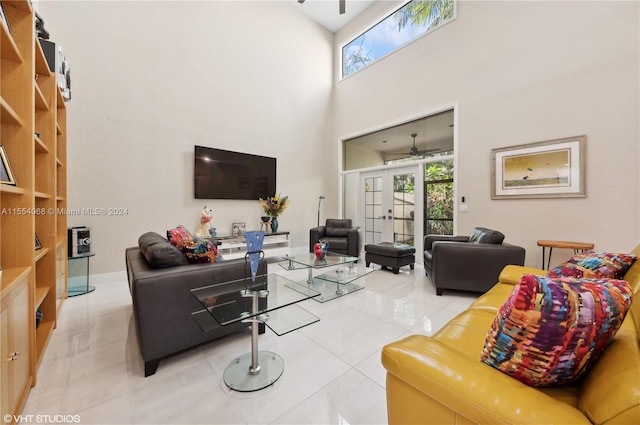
[365,242,416,274]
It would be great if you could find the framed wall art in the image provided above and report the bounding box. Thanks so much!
[232,222,246,236]
[491,135,586,199]
[0,145,17,185]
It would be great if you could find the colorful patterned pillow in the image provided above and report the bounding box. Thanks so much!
[547,251,636,279]
[480,274,632,387]
[167,225,193,245]
[167,225,222,263]
[181,238,221,263]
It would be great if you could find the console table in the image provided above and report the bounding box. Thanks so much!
[537,240,594,270]
[207,232,290,260]
[191,273,319,392]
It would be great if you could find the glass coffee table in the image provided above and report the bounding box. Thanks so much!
[280,250,375,302]
[191,273,319,392]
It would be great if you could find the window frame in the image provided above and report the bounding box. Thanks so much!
[339,0,457,80]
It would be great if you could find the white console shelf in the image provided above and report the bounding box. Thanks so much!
[210,232,290,260]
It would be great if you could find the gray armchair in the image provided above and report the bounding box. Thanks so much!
[424,227,525,295]
[310,218,361,258]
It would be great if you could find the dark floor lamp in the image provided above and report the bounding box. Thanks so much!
[317,195,324,227]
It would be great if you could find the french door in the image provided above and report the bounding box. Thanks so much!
[359,166,422,250]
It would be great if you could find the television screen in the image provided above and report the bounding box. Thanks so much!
[194,146,276,200]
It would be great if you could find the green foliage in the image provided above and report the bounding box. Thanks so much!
[424,160,453,235]
[393,0,455,32]
[394,174,415,193]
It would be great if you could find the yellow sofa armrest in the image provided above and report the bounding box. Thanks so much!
[382,335,590,425]
[498,264,546,285]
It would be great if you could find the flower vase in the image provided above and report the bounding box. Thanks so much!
[270,218,279,233]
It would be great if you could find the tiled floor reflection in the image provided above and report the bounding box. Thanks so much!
[22,262,477,425]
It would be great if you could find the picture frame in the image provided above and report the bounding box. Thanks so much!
[35,234,42,250]
[491,135,586,199]
[232,222,246,236]
[0,145,17,186]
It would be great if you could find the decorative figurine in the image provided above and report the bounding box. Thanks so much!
[194,206,214,238]
[314,240,328,260]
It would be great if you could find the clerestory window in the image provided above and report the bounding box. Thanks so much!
[341,0,455,78]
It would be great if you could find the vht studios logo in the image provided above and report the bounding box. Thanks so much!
[3,415,80,424]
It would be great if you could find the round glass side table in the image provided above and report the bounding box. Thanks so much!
[68,252,96,297]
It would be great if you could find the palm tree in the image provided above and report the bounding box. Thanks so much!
[393,0,455,31]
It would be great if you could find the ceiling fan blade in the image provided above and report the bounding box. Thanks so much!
[416,148,440,154]
[339,0,345,14]
[386,148,439,157]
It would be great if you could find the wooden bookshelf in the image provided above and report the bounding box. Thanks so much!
[1,0,68,422]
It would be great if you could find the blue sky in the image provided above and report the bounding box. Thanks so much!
[343,6,430,74]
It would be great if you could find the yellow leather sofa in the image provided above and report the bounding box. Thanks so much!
[382,245,640,424]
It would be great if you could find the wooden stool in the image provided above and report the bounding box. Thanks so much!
[537,240,594,270]
[259,222,271,232]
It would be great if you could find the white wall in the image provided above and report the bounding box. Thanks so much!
[344,141,384,169]
[38,1,334,273]
[334,0,640,268]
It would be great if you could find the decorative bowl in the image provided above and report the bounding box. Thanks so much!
[261,216,271,223]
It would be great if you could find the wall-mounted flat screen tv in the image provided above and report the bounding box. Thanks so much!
[194,145,276,200]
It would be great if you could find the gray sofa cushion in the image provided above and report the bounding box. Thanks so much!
[468,227,505,244]
[138,232,189,268]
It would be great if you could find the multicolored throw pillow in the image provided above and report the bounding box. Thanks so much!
[547,251,636,280]
[167,225,221,263]
[480,274,632,387]
[167,225,193,245]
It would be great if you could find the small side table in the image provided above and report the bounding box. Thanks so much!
[537,240,594,270]
[68,252,96,297]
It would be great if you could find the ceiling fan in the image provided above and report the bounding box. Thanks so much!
[298,0,346,15]
[387,133,439,157]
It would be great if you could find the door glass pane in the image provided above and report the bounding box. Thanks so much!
[373,205,382,219]
[364,177,383,244]
[373,178,382,191]
[365,205,373,217]
[392,172,415,245]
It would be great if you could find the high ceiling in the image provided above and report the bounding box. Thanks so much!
[288,0,377,32]
[287,1,454,161]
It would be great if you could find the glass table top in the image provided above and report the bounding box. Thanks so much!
[191,273,320,335]
[280,251,359,270]
[277,248,375,302]
[192,273,322,392]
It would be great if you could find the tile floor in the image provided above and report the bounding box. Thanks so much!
[22,262,478,425]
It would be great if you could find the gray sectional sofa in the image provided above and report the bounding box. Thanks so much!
[125,232,266,376]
